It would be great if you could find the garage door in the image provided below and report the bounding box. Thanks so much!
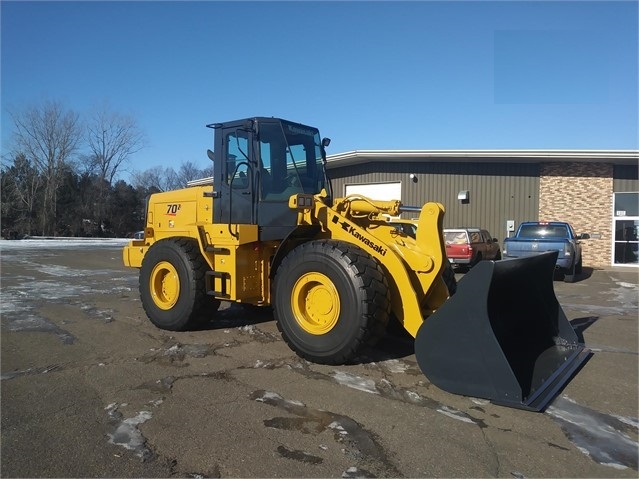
[344,182,402,201]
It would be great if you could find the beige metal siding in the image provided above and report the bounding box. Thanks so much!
[328,161,539,242]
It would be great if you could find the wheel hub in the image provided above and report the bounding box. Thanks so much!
[292,272,340,335]
[150,261,180,310]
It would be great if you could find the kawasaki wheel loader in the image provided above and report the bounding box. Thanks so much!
[122,117,590,411]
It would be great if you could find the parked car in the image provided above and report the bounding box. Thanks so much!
[502,221,589,282]
[443,228,501,270]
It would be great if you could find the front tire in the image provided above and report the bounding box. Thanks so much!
[442,260,457,296]
[273,240,390,365]
[563,262,577,283]
[140,238,220,331]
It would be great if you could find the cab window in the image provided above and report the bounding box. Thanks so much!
[225,131,249,189]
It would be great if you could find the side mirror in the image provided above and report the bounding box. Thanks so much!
[207,149,215,162]
[578,233,590,240]
[322,137,331,148]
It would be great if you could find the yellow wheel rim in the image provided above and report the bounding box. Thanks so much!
[150,261,180,310]
[291,272,340,335]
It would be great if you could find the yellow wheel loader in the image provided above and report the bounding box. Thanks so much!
[123,117,590,411]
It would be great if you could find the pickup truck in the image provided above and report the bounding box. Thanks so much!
[502,221,590,282]
[443,227,501,271]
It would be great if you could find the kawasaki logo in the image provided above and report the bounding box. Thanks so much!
[332,215,387,256]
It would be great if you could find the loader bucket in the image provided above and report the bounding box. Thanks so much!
[414,251,591,411]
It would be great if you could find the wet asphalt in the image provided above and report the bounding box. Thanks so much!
[1,241,638,478]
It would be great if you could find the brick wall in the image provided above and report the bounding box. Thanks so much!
[539,162,612,268]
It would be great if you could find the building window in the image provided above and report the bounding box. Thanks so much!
[613,192,639,266]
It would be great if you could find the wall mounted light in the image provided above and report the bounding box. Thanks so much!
[409,173,418,183]
[458,190,470,204]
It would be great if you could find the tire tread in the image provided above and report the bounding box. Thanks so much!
[274,240,390,365]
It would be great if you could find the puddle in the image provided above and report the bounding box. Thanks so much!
[251,390,400,477]
[36,264,108,277]
[138,341,216,366]
[295,366,486,428]
[331,371,378,394]
[1,364,61,380]
[610,278,639,308]
[341,466,375,478]
[559,279,638,316]
[547,396,638,470]
[235,324,280,343]
[276,445,323,465]
[80,304,115,323]
[2,314,76,344]
[105,403,154,460]
[134,371,231,393]
[135,376,176,393]
[246,359,489,428]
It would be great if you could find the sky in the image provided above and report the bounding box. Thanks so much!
[1,0,638,181]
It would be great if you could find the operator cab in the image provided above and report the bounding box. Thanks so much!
[208,117,331,240]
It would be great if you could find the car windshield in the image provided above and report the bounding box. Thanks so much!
[518,225,569,239]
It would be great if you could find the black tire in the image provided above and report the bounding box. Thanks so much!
[471,252,483,268]
[442,260,457,296]
[575,257,583,274]
[273,240,390,365]
[140,238,220,331]
[563,263,577,283]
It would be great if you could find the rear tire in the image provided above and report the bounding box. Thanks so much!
[273,240,390,365]
[471,253,483,268]
[140,238,220,331]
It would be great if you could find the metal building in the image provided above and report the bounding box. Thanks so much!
[325,150,639,269]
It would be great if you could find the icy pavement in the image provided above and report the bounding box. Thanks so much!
[0,237,130,250]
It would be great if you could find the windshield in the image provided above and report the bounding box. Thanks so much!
[518,224,569,239]
[258,120,329,200]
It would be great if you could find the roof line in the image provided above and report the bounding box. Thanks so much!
[328,149,639,160]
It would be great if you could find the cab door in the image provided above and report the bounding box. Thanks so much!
[213,125,255,226]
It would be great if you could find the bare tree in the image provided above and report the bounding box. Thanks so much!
[176,161,205,186]
[84,102,146,225]
[85,102,146,186]
[131,166,176,192]
[10,100,81,235]
[130,161,212,193]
